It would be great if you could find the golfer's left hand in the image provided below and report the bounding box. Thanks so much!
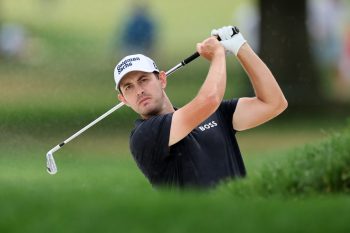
[211,26,247,56]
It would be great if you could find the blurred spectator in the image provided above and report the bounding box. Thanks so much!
[339,29,350,82]
[336,27,350,98]
[0,23,26,60]
[307,0,350,98]
[116,1,157,57]
[307,0,344,67]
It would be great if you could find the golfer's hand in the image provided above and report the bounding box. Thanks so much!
[211,26,246,56]
[196,37,225,61]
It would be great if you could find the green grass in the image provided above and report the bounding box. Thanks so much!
[221,125,350,196]
[1,126,350,233]
[2,0,245,57]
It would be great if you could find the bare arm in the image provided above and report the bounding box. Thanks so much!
[233,43,288,131]
[169,37,226,146]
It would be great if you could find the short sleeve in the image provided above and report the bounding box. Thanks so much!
[130,113,173,174]
[218,98,239,116]
[218,98,240,132]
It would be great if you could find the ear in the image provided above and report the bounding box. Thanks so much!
[118,93,130,107]
[159,71,167,89]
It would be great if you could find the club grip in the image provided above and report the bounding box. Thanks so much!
[182,52,200,65]
[180,36,222,66]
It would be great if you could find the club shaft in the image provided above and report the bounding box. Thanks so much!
[48,51,201,152]
[63,102,125,146]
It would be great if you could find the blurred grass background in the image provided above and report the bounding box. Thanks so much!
[1,0,350,232]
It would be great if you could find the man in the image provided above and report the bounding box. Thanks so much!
[122,4,156,54]
[114,26,288,189]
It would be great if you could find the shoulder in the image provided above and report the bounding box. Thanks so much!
[130,113,174,147]
[130,113,174,164]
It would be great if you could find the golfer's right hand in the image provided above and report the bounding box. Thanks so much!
[196,37,225,61]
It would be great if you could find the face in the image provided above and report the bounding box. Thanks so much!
[118,71,167,118]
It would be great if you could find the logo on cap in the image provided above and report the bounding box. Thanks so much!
[116,57,141,75]
[153,62,158,70]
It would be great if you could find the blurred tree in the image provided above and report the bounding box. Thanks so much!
[258,0,323,108]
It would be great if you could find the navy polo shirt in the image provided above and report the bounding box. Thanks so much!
[129,98,246,188]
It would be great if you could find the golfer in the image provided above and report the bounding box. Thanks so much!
[114,26,288,188]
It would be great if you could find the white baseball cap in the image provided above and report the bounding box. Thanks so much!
[114,54,159,91]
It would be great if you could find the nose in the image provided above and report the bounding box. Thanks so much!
[135,84,144,96]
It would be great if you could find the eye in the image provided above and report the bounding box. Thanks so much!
[124,85,132,92]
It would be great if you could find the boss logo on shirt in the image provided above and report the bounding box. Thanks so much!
[198,121,218,131]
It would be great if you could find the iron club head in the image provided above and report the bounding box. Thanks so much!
[46,151,57,175]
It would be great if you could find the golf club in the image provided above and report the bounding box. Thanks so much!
[46,51,201,175]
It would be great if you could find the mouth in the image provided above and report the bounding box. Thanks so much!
[138,97,151,105]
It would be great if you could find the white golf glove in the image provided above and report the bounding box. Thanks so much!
[211,26,246,56]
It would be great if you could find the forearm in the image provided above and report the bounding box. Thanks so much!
[197,51,226,104]
[168,42,226,146]
[210,25,287,131]
[237,44,286,106]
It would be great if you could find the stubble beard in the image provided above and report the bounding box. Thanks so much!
[139,92,165,119]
